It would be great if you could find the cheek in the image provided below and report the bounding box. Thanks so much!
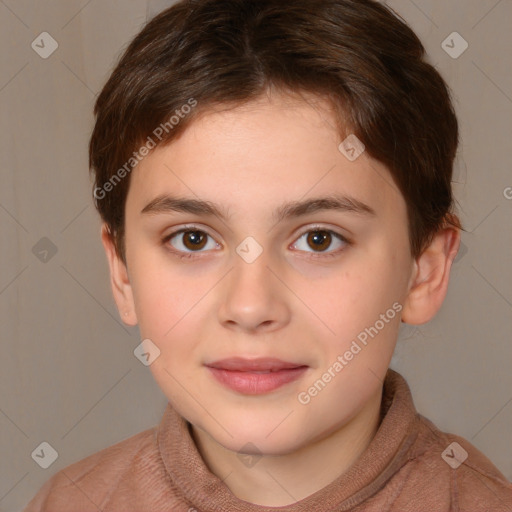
[128,254,189,338]
[299,254,404,357]
[129,252,221,349]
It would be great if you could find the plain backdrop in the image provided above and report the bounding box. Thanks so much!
[0,0,511,510]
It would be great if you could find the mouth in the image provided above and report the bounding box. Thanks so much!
[205,357,309,395]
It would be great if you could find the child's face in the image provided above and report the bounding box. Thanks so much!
[119,92,416,454]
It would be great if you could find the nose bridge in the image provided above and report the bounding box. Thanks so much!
[231,234,275,293]
[218,236,288,330]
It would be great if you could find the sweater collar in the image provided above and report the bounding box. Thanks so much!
[157,368,419,511]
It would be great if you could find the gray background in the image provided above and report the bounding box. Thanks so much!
[1,0,511,510]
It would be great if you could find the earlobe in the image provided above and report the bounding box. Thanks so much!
[401,226,460,325]
[100,224,138,326]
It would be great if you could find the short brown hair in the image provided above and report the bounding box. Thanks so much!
[89,0,462,263]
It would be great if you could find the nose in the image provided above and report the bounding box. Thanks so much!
[217,245,291,334]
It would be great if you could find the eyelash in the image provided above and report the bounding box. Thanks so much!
[161,225,351,261]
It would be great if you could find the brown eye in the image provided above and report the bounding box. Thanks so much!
[292,228,348,257]
[165,228,218,256]
[306,230,332,252]
[181,230,208,251]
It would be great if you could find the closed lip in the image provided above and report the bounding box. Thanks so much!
[205,357,308,372]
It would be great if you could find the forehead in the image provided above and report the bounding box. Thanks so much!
[126,92,404,223]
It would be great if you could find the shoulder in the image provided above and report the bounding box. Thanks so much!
[404,413,512,511]
[23,426,158,511]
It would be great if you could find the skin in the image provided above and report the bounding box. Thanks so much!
[101,90,460,506]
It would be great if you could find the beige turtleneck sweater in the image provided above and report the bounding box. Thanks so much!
[23,369,512,511]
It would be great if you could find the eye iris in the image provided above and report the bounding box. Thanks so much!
[307,230,331,252]
[183,230,207,251]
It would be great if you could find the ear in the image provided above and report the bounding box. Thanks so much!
[401,225,461,325]
[100,224,138,326]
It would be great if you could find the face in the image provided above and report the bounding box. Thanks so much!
[116,92,417,455]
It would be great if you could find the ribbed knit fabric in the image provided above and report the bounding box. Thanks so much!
[24,369,512,511]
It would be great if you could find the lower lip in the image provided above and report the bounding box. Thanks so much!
[207,366,308,395]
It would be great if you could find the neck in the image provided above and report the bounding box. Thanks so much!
[190,386,383,507]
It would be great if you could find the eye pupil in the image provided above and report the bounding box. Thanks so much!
[307,230,331,251]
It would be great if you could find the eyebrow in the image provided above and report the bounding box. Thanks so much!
[140,193,376,223]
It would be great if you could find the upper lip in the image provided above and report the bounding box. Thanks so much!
[205,357,307,372]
